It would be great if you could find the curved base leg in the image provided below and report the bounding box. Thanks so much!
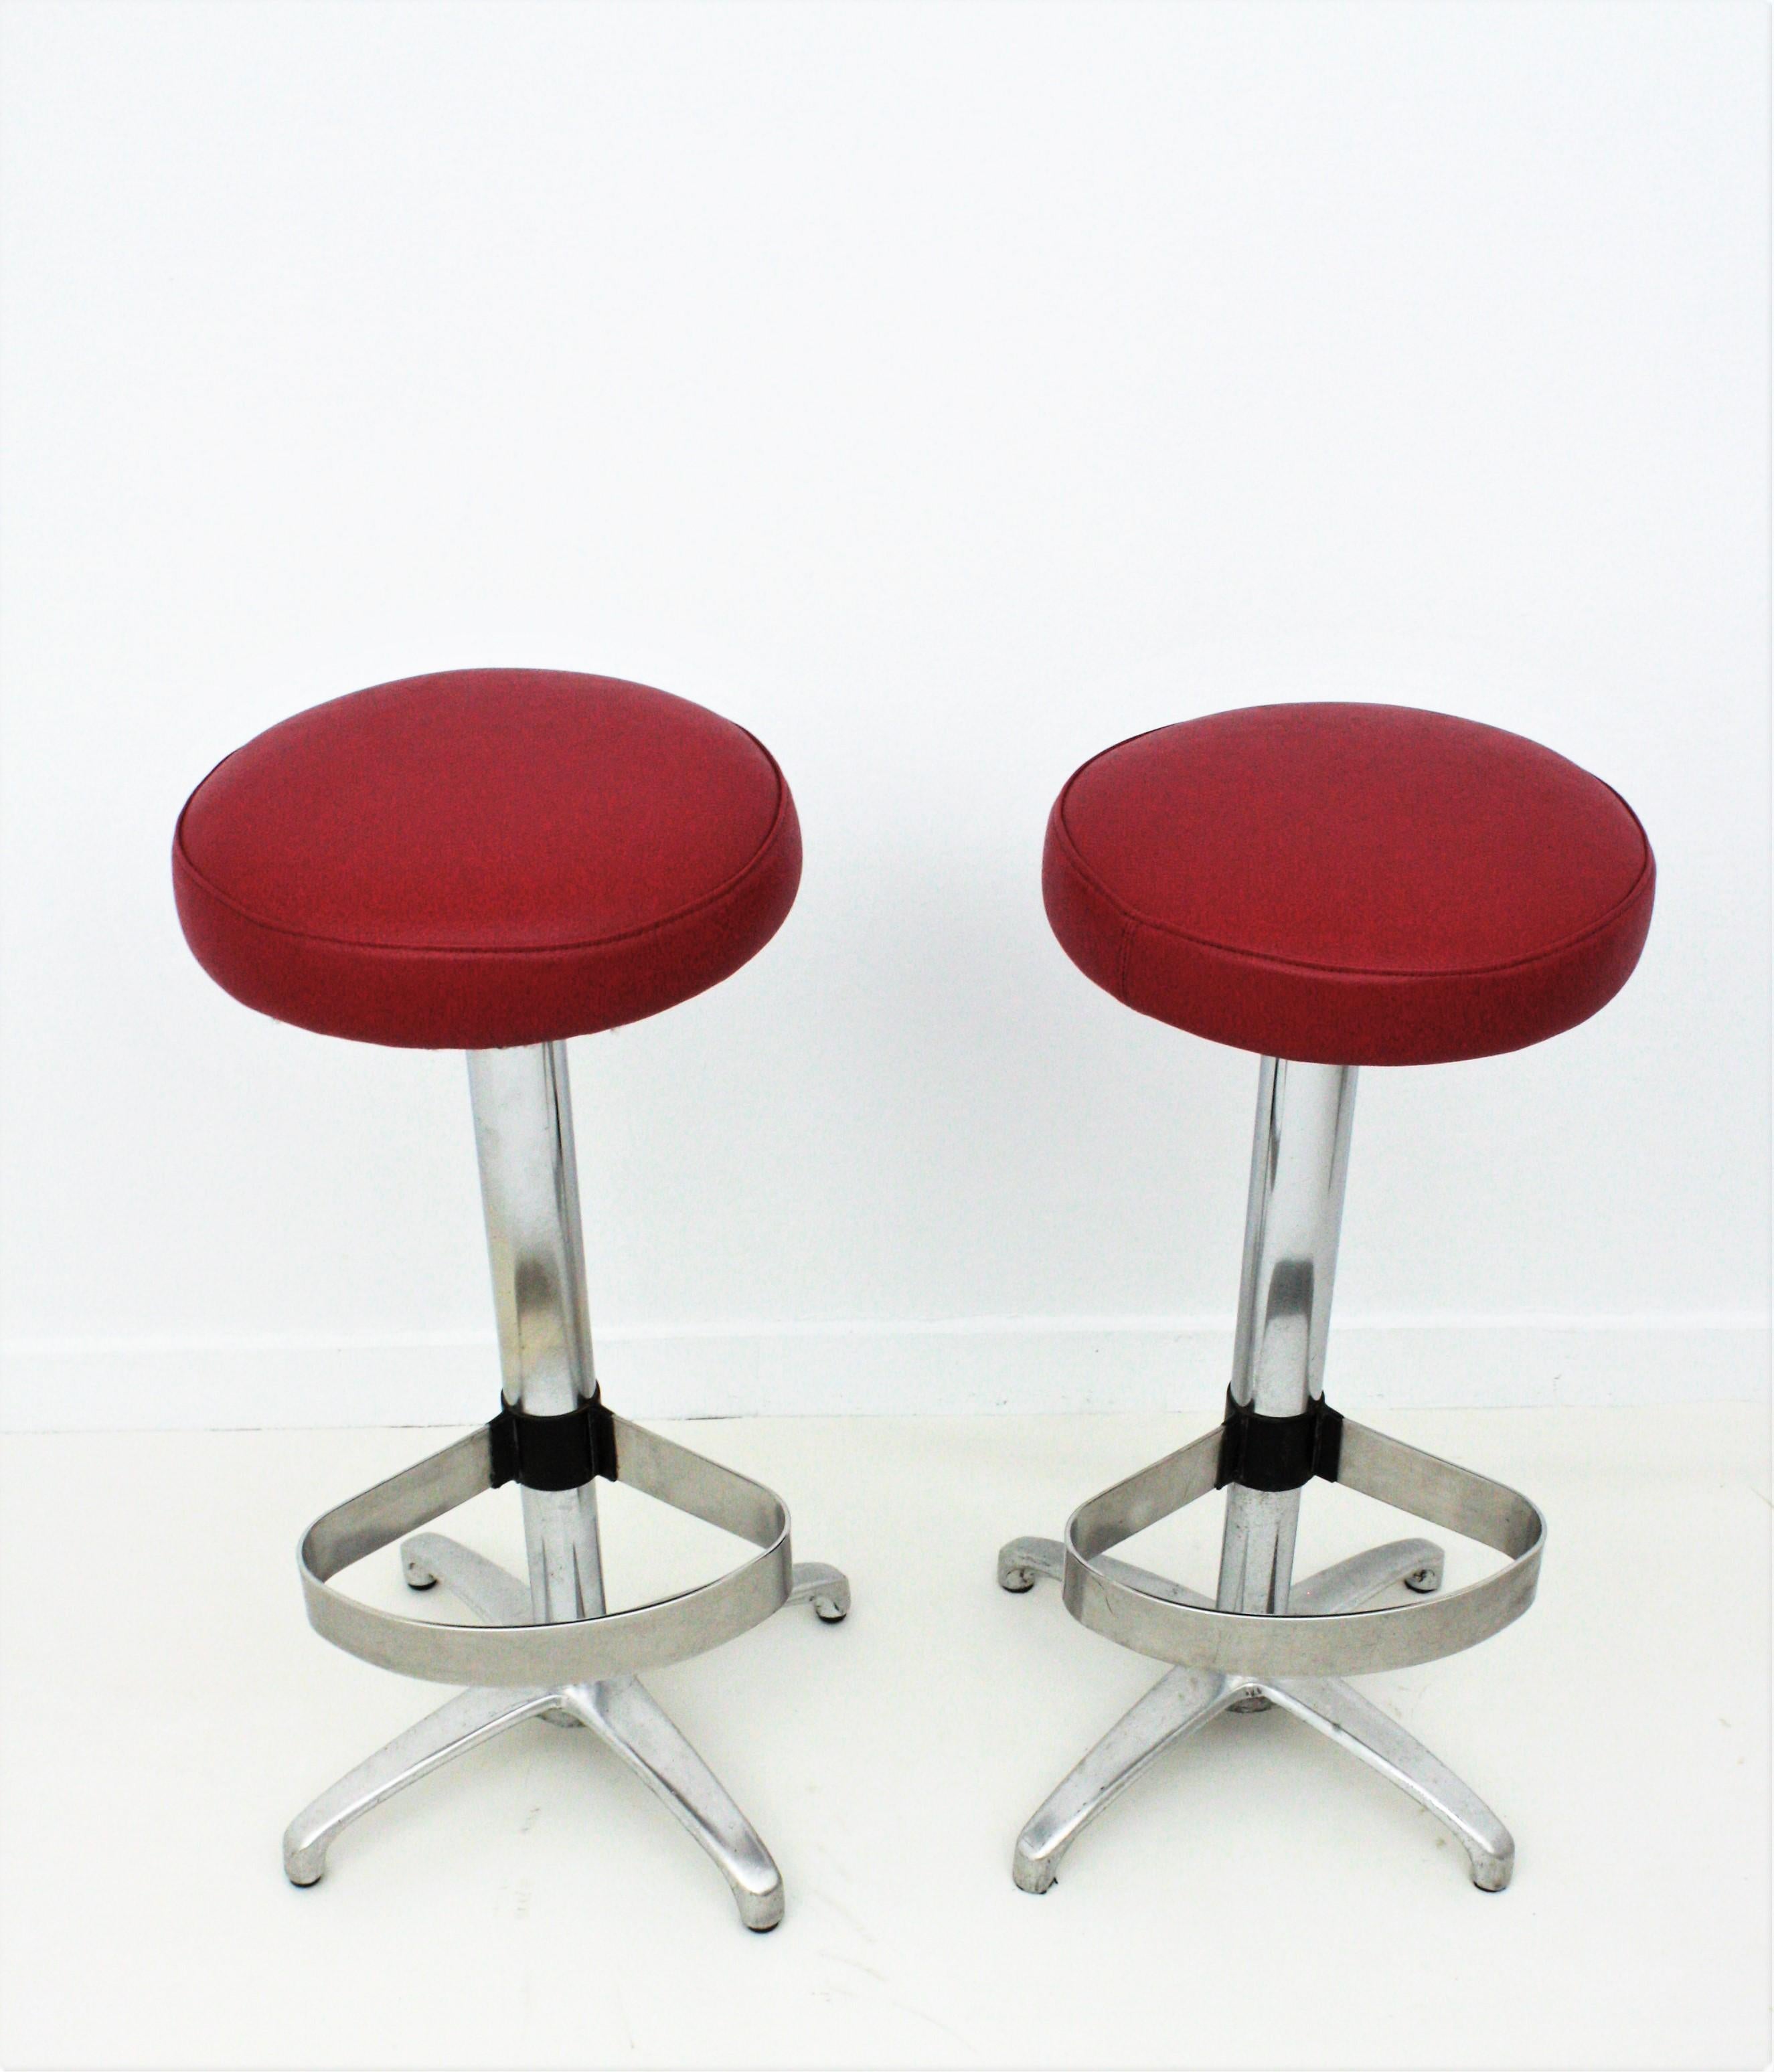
[283,1682,556,1886]
[788,1562,851,1622]
[998,1535,1063,1593]
[997,1536,1214,1610]
[560,1676,785,1930]
[400,1533,531,1622]
[1012,1666,1238,1893]
[1290,1539,1445,1614]
[1264,1675,1514,1891]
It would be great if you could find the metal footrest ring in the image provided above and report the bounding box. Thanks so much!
[299,1411,792,1687]
[1064,1416,1544,1678]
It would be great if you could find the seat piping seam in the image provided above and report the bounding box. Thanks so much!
[173,736,793,960]
[1053,782,1654,987]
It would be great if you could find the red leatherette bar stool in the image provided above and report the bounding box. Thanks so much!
[173,668,849,1929]
[999,702,1654,1895]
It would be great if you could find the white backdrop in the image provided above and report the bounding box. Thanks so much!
[3,1,1767,1428]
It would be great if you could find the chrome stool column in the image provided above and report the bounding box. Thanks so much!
[283,1041,848,1929]
[999,1058,1539,1896]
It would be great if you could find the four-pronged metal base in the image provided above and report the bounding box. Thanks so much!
[283,1537,848,1929]
[997,1534,1514,1895]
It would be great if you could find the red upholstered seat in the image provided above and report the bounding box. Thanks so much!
[1043,703,1654,1066]
[173,669,801,1049]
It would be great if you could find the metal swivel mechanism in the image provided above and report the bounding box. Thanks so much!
[283,1042,850,1930]
[998,1058,1544,1897]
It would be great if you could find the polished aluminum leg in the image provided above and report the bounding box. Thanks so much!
[1263,1676,1514,1890]
[1012,1667,1239,1893]
[283,1683,557,1886]
[998,1535,1215,1608]
[283,1041,848,1928]
[787,1562,852,1622]
[1000,1055,1517,1894]
[560,1676,785,1929]
[402,1531,532,1622]
[997,1536,1059,1593]
[1289,1539,1445,1614]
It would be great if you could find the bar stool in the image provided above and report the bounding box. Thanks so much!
[173,667,849,1929]
[1000,701,1654,1895]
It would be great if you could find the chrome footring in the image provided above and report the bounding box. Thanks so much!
[299,1411,813,1687]
[1061,1415,1542,1679]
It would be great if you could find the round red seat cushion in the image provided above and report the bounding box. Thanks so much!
[173,669,801,1049]
[1043,703,1654,1066]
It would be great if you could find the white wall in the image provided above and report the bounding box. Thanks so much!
[3,1,1767,1429]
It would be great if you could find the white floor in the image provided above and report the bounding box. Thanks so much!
[1,1406,1767,2068]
